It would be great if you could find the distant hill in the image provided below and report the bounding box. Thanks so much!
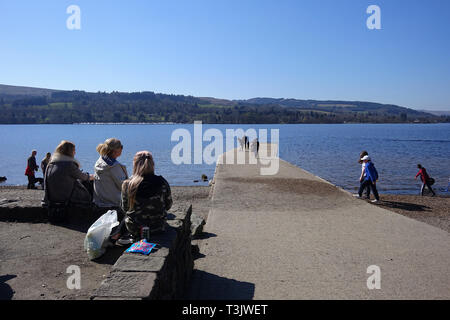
[0,84,59,98]
[417,109,450,116]
[0,84,448,124]
[238,97,434,117]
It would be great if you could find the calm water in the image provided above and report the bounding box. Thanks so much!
[0,123,449,194]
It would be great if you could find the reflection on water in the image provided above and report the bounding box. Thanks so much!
[0,123,449,195]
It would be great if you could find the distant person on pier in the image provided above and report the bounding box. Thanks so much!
[415,164,436,197]
[355,155,380,203]
[40,152,51,176]
[25,150,43,189]
[120,151,172,243]
[358,151,371,199]
[251,138,260,157]
[93,138,128,215]
[43,140,94,207]
[238,137,245,151]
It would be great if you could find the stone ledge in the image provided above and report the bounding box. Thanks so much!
[0,203,98,226]
[0,205,47,223]
[92,204,193,300]
[93,272,158,299]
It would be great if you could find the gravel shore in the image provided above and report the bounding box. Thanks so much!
[375,194,450,233]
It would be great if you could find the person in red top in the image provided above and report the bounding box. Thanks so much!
[25,150,44,189]
[415,164,436,196]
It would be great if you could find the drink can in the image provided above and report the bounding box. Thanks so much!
[141,227,150,241]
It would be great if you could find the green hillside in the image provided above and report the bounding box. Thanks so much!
[0,84,448,124]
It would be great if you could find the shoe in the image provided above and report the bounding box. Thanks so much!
[371,199,379,203]
[353,194,361,198]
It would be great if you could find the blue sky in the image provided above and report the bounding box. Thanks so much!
[0,0,449,110]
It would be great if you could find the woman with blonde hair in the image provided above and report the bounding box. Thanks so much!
[119,151,172,242]
[43,140,94,207]
[93,138,128,211]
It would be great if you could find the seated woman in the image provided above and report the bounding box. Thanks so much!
[93,138,128,214]
[43,140,94,207]
[120,151,172,242]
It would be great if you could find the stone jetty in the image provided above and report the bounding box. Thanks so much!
[187,145,450,299]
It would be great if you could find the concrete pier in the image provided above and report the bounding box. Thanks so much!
[187,145,450,299]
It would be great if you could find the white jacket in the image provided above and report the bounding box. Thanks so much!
[93,157,128,207]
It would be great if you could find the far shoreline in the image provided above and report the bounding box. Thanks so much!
[1,122,449,125]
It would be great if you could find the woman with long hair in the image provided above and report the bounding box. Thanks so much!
[120,151,172,242]
[43,140,94,207]
[93,138,128,212]
[41,152,51,176]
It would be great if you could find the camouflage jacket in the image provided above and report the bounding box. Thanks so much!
[121,174,172,236]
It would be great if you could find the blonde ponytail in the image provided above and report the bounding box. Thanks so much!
[96,138,123,157]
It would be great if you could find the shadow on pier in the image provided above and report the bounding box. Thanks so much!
[184,270,255,300]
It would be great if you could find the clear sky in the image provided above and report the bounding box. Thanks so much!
[1,0,449,110]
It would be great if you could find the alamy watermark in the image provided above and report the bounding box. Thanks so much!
[171,122,280,176]
[367,265,381,289]
[66,265,81,290]
[367,5,381,30]
[66,5,81,30]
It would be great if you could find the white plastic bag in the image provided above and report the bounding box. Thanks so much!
[84,210,119,260]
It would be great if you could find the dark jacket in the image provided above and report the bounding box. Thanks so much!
[43,153,91,206]
[25,156,38,176]
[41,159,49,175]
[121,174,172,236]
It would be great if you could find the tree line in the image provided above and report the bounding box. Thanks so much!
[0,90,448,124]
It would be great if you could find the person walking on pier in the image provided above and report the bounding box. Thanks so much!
[244,136,249,150]
[415,164,436,196]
